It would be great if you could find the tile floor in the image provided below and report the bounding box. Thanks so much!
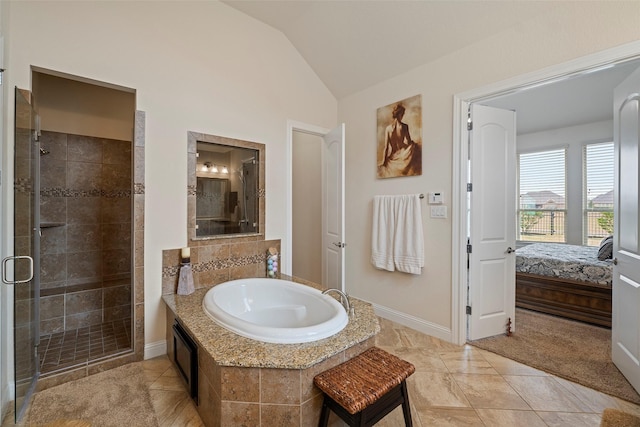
[39,319,132,375]
[4,316,638,426]
[143,317,640,426]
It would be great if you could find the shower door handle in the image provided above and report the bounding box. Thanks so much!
[2,255,34,284]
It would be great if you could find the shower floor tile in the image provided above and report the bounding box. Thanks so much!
[39,318,132,375]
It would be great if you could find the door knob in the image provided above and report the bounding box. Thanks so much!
[333,242,346,248]
[613,258,618,265]
[506,247,515,254]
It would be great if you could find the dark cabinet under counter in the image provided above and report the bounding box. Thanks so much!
[172,321,198,402]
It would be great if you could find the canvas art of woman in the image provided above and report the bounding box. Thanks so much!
[377,96,422,178]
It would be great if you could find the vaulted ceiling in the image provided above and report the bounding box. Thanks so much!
[223,0,554,99]
[223,1,640,134]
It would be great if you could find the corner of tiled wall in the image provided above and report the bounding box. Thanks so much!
[133,110,146,361]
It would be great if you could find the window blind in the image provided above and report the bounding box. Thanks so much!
[518,148,566,209]
[584,142,614,208]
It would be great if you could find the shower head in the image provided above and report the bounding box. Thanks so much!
[40,148,50,156]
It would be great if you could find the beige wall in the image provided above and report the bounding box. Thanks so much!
[292,131,322,284]
[5,1,337,351]
[338,2,640,339]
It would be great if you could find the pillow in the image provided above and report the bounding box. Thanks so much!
[598,235,613,261]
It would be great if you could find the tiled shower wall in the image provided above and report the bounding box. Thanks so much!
[39,130,132,335]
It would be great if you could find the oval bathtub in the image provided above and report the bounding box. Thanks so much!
[202,278,349,344]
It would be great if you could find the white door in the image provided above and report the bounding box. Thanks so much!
[612,66,640,393]
[468,104,517,341]
[322,124,345,291]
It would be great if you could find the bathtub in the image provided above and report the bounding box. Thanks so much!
[202,278,349,344]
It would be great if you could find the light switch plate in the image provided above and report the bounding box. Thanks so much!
[430,206,447,218]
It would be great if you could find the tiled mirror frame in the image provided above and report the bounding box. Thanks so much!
[37,110,145,390]
[187,131,266,244]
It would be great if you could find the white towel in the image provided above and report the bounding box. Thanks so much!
[371,195,396,272]
[371,194,424,274]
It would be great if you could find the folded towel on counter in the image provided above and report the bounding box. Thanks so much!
[371,194,424,275]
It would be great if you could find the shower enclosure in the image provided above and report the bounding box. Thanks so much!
[8,71,137,421]
[9,88,40,421]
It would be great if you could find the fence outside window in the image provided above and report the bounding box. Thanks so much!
[518,209,566,242]
[584,209,614,246]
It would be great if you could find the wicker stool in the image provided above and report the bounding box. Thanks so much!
[313,347,415,427]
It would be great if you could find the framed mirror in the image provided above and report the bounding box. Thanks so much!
[187,132,265,240]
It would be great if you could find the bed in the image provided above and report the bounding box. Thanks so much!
[515,243,613,327]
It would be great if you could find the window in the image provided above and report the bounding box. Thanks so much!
[584,142,614,246]
[518,148,566,242]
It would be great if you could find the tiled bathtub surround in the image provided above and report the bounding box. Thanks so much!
[163,281,379,427]
[161,239,281,294]
[39,130,132,334]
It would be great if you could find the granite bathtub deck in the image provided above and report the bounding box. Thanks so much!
[162,283,379,369]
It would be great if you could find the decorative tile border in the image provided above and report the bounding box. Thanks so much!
[15,178,32,193]
[40,188,132,198]
[162,253,269,278]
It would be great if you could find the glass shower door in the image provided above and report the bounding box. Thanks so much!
[12,88,40,421]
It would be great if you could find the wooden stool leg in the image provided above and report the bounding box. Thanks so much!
[400,381,413,427]
[318,397,331,427]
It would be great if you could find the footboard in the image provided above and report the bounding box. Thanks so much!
[515,272,612,328]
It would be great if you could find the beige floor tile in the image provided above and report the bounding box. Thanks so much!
[414,407,484,426]
[536,411,602,427]
[439,348,499,375]
[552,375,623,413]
[142,356,173,384]
[452,373,531,410]
[375,318,406,348]
[475,409,547,427]
[504,375,593,412]
[150,366,187,392]
[407,372,471,409]
[168,396,204,427]
[478,349,549,376]
[149,389,193,427]
[385,347,449,373]
[374,404,422,427]
[400,328,461,351]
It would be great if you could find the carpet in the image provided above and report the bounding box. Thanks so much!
[23,362,159,427]
[600,408,640,426]
[470,308,640,405]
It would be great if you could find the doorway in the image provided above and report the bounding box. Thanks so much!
[453,41,640,345]
[285,121,345,291]
[292,131,323,284]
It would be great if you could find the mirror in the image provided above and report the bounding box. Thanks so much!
[187,132,265,240]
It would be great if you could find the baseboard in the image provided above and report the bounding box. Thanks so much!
[144,340,167,360]
[372,303,454,343]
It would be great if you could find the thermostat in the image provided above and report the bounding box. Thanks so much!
[428,192,444,204]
